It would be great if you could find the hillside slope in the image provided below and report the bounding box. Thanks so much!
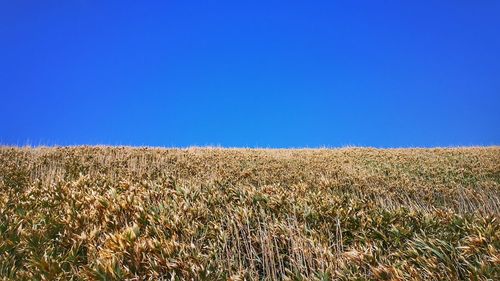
[1,146,499,280]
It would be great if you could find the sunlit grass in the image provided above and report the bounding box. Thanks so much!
[1,146,499,280]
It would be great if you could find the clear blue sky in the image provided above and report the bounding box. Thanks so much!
[1,1,499,147]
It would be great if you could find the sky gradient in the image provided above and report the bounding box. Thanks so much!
[1,1,499,148]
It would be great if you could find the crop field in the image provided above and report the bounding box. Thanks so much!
[0,146,499,280]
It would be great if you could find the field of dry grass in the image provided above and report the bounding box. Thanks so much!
[0,146,499,280]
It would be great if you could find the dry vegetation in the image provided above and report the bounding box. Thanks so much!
[0,146,499,280]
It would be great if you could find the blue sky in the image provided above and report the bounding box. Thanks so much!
[1,1,499,147]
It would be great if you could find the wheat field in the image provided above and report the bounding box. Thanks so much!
[0,146,499,280]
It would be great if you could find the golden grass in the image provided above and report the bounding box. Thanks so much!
[0,146,499,280]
